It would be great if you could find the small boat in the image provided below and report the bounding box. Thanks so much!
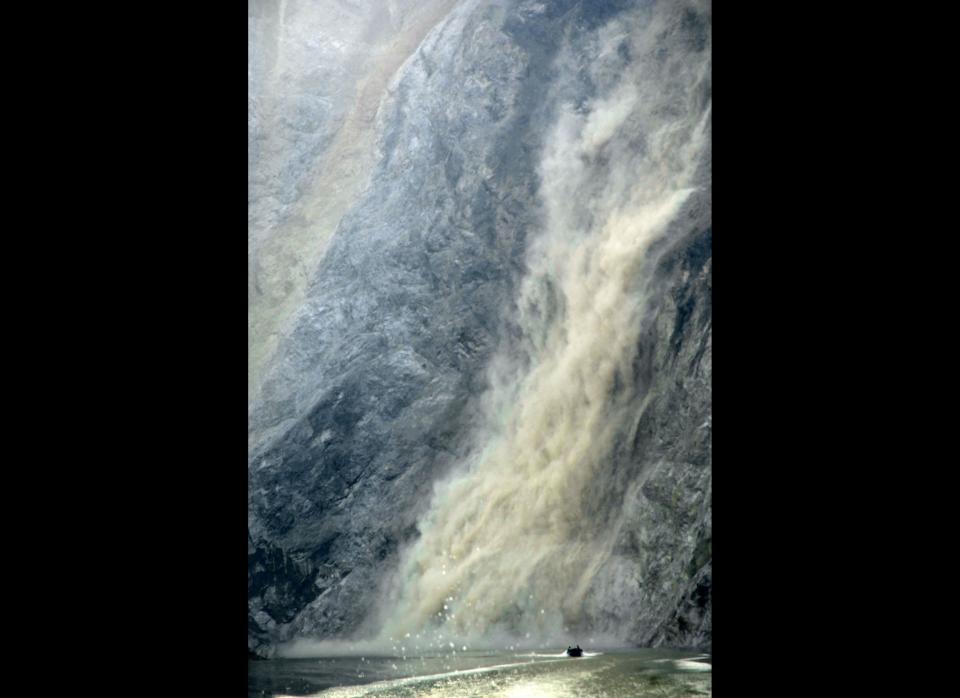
[565,645,583,657]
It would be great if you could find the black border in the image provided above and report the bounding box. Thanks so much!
[31,2,891,695]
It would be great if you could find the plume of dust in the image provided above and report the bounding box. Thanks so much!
[374,0,711,649]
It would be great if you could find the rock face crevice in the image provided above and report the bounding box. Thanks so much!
[626,226,712,650]
[248,0,711,657]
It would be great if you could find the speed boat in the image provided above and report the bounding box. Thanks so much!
[565,645,583,657]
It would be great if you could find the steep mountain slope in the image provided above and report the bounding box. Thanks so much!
[248,0,711,657]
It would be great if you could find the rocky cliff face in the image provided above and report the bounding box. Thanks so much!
[587,226,712,651]
[248,0,711,657]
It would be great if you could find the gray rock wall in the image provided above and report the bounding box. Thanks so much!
[583,226,712,650]
[248,0,711,657]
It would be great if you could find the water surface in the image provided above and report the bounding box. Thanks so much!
[249,648,711,697]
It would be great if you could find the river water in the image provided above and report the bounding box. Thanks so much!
[249,647,711,697]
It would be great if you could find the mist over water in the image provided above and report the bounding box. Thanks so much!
[366,0,712,649]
